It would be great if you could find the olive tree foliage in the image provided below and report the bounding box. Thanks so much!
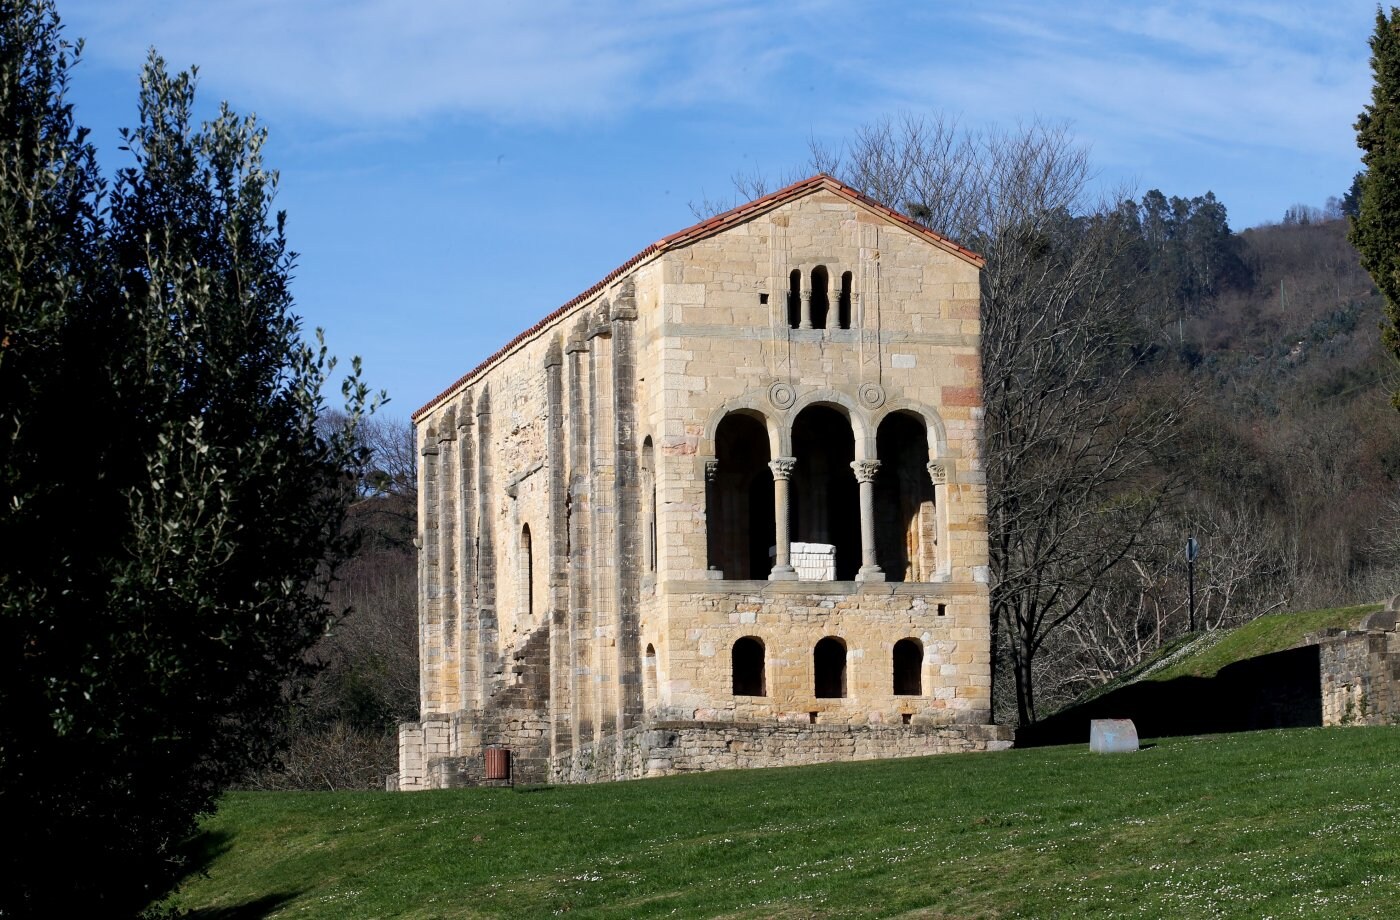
[245,415,420,792]
[722,114,1184,724]
[1352,6,1400,408]
[0,2,374,913]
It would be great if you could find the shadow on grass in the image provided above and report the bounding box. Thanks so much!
[1018,643,1322,747]
[180,893,300,919]
[157,829,302,919]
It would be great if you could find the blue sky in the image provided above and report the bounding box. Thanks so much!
[55,1,1378,417]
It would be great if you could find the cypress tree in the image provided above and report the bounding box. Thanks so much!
[1352,6,1400,407]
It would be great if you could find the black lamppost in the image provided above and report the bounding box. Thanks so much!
[1186,535,1200,632]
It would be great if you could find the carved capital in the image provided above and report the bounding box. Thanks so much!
[704,458,720,483]
[851,459,881,483]
[543,338,563,369]
[927,461,947,485]
[611,280,638,321]
[769,457,797,481]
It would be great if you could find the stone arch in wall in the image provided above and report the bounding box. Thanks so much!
[814,636,848,699]
[791,405,861,580]
[709,411,776,579]
[519,523,534,621]
[732,636,766,696]
[641,436,657,574]
[787,390,869,454]
[699,397,785,460]
[893,637,923,696]
[644,643,658,712]
[871,399,948,457]
[838,270,853,329]
[787,268,802,328]
[810,265,830,329]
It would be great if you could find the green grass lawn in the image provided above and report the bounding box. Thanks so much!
[167,726,1400,919]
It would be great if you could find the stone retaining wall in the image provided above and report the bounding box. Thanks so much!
[553,720,1012,783]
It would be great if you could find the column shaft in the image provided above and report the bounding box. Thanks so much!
[769,458,797,580]
[853,459,884,582]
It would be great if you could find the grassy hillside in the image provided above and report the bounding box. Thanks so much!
[1145,603,1383,682]
[165,727,1400,918]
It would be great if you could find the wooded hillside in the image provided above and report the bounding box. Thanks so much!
[1027,206,1400,720]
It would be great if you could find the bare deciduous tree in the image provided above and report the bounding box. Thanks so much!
[809,116,1186,725]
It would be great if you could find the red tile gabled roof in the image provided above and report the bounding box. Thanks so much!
[412,174,982,421]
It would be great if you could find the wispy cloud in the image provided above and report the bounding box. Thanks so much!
[62,0,831,124]
[869,1,1372,164]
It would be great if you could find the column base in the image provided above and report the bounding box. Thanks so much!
[855,566,885,583]
[768,566,798,581]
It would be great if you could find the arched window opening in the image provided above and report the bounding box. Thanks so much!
[810,266,830,329]
[814,636,847,698]
[644,643,658,711]
[641,437,657,573]
[787,269,802,328]
[520,524,534,619]
[709,413,775,579]
[732,637,766,696]
[791,406,859,580]
[893,638,923,695]
[839,271,853,329]
[874,413,935,582]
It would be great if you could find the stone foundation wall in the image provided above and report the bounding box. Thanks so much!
[1317,627,1400,726]
[552,720,1012,783]
[657,585,991,725]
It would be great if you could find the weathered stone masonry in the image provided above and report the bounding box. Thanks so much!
[392,175,1012,789]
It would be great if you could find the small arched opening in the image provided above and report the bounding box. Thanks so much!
[810,265,830,329]
[732,636,766,696]
[519,523,534,619]
[787,268,802,328]
[893,638,923,695]
[644,643,658,712]
[814,636,848,698]
[838,271,853,329]
[641,437,657,573]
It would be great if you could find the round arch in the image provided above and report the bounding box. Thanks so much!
[787,388,871,458]
[699,398,784,460]
[870,399,949,458]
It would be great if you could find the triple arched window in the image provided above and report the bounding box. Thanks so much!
[787,266,853,330]
[726,635,926,700]
[707,407,944,582]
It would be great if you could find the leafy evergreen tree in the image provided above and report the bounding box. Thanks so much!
[1352,6,1400,407]
[0,2,374,913]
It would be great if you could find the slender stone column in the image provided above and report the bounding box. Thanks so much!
[853,459,884,582]
[799,288,813,330]
[928,461,948,574]
[768,457,798,580]
[702,458,721,576]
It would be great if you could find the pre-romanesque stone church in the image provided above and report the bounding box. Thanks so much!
[392,175,1010,790]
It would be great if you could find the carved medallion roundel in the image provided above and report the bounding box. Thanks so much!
[768,382,797,410]
[858,382,886,410]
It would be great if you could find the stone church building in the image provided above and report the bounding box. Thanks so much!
[392,175,1010,790]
